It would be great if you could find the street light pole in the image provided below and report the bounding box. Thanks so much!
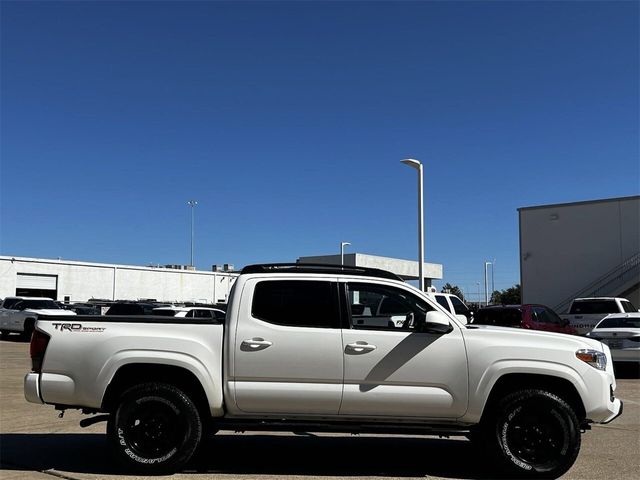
[187,200,198,268]
[401,159,425,291]
[484,261,492,305]
[340,242,351,265]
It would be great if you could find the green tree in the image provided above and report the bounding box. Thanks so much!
[441,283,465,302]
[490,284,521,305]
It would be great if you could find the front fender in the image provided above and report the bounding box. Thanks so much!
[461,359,588,424]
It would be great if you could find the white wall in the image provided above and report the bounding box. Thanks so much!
[519,196,640,311]
[0,256,237,304]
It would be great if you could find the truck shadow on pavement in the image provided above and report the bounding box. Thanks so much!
[0,432,507,478]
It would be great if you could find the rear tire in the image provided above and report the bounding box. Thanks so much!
[481,389,581,478]
[107,383,202,474]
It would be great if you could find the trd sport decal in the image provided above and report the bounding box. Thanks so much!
[52,323,105,333]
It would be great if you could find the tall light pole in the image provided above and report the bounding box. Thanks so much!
[340,242,351,265]
[491,258,496,295]
[401,158,425,291]
[187,200,198,268]
[484,261,492,305]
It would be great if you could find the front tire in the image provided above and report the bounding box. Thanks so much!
[485,389,581,478]
[107,383,202,474]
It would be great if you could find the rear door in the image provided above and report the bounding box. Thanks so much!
[340,281,468,418]
[233,278,344,415]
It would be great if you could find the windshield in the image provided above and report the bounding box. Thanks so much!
[17,300,60,310]
[596,316,640,329]
[569,300,617,314]
[153,309,178,317]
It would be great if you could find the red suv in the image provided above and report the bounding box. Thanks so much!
[473,304,577,335]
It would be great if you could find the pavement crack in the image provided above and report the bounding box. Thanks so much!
[42,469,83,480]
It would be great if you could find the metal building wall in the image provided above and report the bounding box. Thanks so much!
[519,196,640,311]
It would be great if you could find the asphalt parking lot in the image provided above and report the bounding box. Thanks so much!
[1,336,638,480]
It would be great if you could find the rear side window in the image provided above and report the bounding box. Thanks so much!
[153,309,177,317]
[621,301,637,313]
[570,300,617,314]
[252,280,339,328]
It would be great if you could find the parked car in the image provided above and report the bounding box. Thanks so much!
[65,303,102,315]
[25,263,622,478]
[0,296,76,338]
[152,306,226,321]
[104,302,166,316]
[560,297,638,335]
[586,313,640,364]
[473,304,577,334]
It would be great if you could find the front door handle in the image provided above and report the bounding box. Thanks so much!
[345,341,377,353]
[241,338,273,349]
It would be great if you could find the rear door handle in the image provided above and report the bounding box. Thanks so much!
[241,338,273,349]
[345,342,377,353]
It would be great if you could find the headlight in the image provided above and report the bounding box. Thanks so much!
[576,349,607,370]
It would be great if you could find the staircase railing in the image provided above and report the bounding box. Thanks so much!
[554,252,640,313]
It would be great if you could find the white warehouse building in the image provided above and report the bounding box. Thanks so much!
[519,195,640,312]
[0,256,238,305]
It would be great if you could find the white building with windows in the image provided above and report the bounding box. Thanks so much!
[519,196,640,312]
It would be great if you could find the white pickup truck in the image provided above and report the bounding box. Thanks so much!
[0,296,75,338]
[25,264,622,478]
[560,297,638,335]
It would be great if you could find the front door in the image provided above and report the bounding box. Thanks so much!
[340,281,468,419]
[232,278,344,415]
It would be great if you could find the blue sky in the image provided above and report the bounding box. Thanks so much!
[1,1,638,301]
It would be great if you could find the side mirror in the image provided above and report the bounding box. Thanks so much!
[419,311,453,334]
[455,314,468,325]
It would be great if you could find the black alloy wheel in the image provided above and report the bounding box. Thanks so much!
[107,383,202,474]
[490,389,581,478]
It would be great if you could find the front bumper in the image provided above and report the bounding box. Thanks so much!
[602,400,623,424]
[24,373,43,404]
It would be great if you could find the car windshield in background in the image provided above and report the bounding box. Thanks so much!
[475,308,522,327]
[596,317,640,329]
[18,300,60,310]
[621,301,638,313]
[570,300,618,314]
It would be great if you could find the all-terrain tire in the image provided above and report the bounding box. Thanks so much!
[107,382,202,475]
[482,389,581,479]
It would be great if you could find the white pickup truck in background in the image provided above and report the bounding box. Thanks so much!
[0,296,75,338]
[426,290,472,324]
[560,297,638,335]
[24,264,622,478]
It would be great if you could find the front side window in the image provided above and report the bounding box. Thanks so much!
[533,307,552,323]
[252,280,339,328]
[347,283,433,330]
